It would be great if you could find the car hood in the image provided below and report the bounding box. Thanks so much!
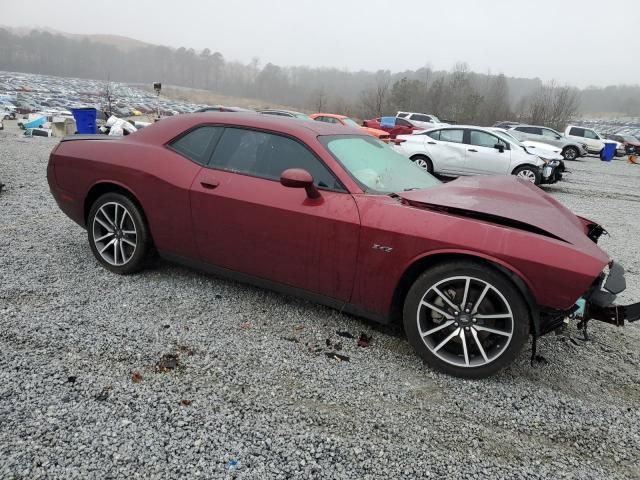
[397,176,606,252]
[521,140,561,154]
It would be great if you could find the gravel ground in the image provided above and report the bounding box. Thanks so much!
[1,122,639,479]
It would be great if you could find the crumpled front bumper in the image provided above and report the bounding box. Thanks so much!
[540,160,562,184]
[584,261,640,326]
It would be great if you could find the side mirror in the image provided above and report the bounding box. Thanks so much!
[494,144,505,153]
[280,168,321,199]
[556,135,561,140]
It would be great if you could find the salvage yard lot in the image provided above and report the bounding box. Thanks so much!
[1,131,639,479]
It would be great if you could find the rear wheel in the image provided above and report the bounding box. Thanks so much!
[411,155,433,173]
[87,193,150,274]
[562,146,578,160]
[403,261,530,378]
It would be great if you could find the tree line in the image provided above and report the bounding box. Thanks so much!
[1,29,637,130]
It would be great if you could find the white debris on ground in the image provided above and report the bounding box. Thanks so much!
[0,127,639,479]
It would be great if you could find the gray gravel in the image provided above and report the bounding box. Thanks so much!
[1,123,639,479]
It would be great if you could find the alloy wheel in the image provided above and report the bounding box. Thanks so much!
[516,169,537,183]
[416,276,514,368]
[92,201,138,266]
[414,158,430,170]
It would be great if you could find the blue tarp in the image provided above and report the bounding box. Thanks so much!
[24,116,46,129]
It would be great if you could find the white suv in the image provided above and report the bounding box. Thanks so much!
[396,112,447,129]
[392,126,560,185]
[564,125,606,154]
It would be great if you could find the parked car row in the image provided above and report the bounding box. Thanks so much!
[493,120,640,158]
[0,71,204,122]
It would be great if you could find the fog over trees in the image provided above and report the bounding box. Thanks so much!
[1,28,638,128]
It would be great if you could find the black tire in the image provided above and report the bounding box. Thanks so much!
[411,155,434,173]
[512,165,541,185]
[87,192,151,274]
[403,261,530,378]
[562,146,578,160]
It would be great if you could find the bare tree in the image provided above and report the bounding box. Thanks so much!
[477,74,512,125]
[523,81,580,130]
[359,74,390,118]
[102,78,116,118]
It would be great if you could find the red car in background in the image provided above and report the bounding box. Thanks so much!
[363,116,420,137]
[310,113,390,141]
[47,113,639,378]
[604,133,640,155]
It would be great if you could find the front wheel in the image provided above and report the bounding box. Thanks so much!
[562,146,578,160]
[512,165,541,185]
[403,261,530,378]
[87,193,151,274]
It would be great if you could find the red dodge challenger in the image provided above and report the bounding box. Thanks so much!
[47,113,639,378]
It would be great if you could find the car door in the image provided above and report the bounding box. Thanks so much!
[407,114,432,130]
[423,129,467,175]
[464,129,511,175]
[189,127,360,301]
[583,128,603,151]
[539,127,564,148]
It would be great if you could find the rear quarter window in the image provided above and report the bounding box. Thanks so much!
[569,127,585,137]
[169,126,223,165]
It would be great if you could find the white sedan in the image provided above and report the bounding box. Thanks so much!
[393,126,561,185]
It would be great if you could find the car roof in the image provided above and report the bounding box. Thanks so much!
[313,113,347,119]
[259,109,307,116]
[511,124,556,129]
[132,112,359,144]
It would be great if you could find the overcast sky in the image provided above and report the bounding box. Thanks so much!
[2,0,638,88]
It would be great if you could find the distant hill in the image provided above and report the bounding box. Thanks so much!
[1,26,153,52]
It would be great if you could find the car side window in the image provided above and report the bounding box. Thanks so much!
[411,114,430,122]
[396,118,412,127]
[427,130,441,140]
[541,129,558,138]
[470,130,502,148]
[584,129,599,139]
[569,127,585,137]
[169,126,224,165]
[397,113,408,118]
[439,129,464,144]
[210,128,343,190]
[314,116,328,123]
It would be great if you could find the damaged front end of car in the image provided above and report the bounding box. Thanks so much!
[572,219,640,328]
[580,261,640,326]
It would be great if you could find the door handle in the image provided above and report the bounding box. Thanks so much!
[427,141,437,145]
[468,149,478,152]
[200,177,220,189]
